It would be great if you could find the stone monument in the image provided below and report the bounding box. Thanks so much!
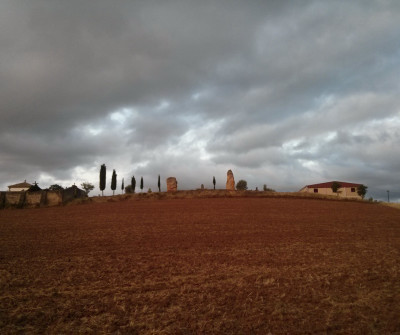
[166,177,178,192]
[226,170,235,190]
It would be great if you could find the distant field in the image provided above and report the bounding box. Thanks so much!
[382,202,400,210]
[0,197,399,334]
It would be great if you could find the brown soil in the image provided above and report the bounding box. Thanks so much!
[0,197,399,334]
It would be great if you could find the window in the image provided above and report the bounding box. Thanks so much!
[351,188,355,192]
[314,188,318,193]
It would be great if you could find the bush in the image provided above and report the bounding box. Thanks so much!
[263,184,276,192]
[236,180,248,191]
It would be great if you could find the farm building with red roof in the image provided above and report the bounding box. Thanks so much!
[299,181,362,199]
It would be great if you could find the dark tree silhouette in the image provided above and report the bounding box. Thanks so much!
[121,178,124,194]
[99,164,106,196]
[111,169,117,195]
[331,181,341,195]
[158,175,161,192]
[140,177,144,192]
[131,176,136,193]
[236,180,248,190]
[263,184,276,192]
[213,176,216,190]
[357,184,368,199]
[49,184,64,191]
[28,182,42,192]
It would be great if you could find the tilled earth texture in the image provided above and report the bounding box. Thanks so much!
[0,197,399,334]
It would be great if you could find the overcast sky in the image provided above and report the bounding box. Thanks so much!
[1,0,399,201]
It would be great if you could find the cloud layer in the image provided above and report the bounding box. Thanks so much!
[1,0,399,200]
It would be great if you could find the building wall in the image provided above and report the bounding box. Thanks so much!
[300,186,361,199]
[0,188,85,209]
[9,187,30,192]
[25,192,43,207]
[4,192,25,206]
[46,191,63,206]
[62,186,86,203]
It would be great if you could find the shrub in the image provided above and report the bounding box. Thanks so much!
[263,184,276,192]
[236,180,248,191]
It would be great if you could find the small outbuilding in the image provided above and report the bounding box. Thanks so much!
[8,180,32,192]
[299,181,362,199]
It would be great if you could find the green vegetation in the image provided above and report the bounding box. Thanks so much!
[49,184,64,191]
[236,180,248,191]
[99,164,106,196]
[357,184,368,199]
[263,184,275,192]
[80,182,94,195]
[111,169,117,195]
[131,176,136,193]
[331,181,341,194]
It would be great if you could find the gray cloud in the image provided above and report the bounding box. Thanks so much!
[1,0,399,201]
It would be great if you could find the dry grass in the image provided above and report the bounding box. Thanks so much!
[1,197,399,334]
[381,202,400,210]
[85,189,361,204]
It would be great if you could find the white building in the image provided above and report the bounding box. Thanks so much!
[299,181,362,199]
[8,181,32,192]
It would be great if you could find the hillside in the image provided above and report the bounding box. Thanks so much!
[0,197,399,334]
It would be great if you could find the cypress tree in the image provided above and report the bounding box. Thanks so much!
[140,177,144,192]
[99,164,106,196]
[121,178,124,194]
[158,175,161,192]
[213,176,216,190]
[111,169,117,195]
[131,176,136,193]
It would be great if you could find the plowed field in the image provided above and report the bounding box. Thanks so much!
[0,197,399,334]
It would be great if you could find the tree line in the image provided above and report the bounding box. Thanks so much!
[99,164,161,196]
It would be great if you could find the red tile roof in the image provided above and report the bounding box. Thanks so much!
[306,181,361,188]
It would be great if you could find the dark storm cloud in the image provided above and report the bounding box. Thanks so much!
[0,0,399,201]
